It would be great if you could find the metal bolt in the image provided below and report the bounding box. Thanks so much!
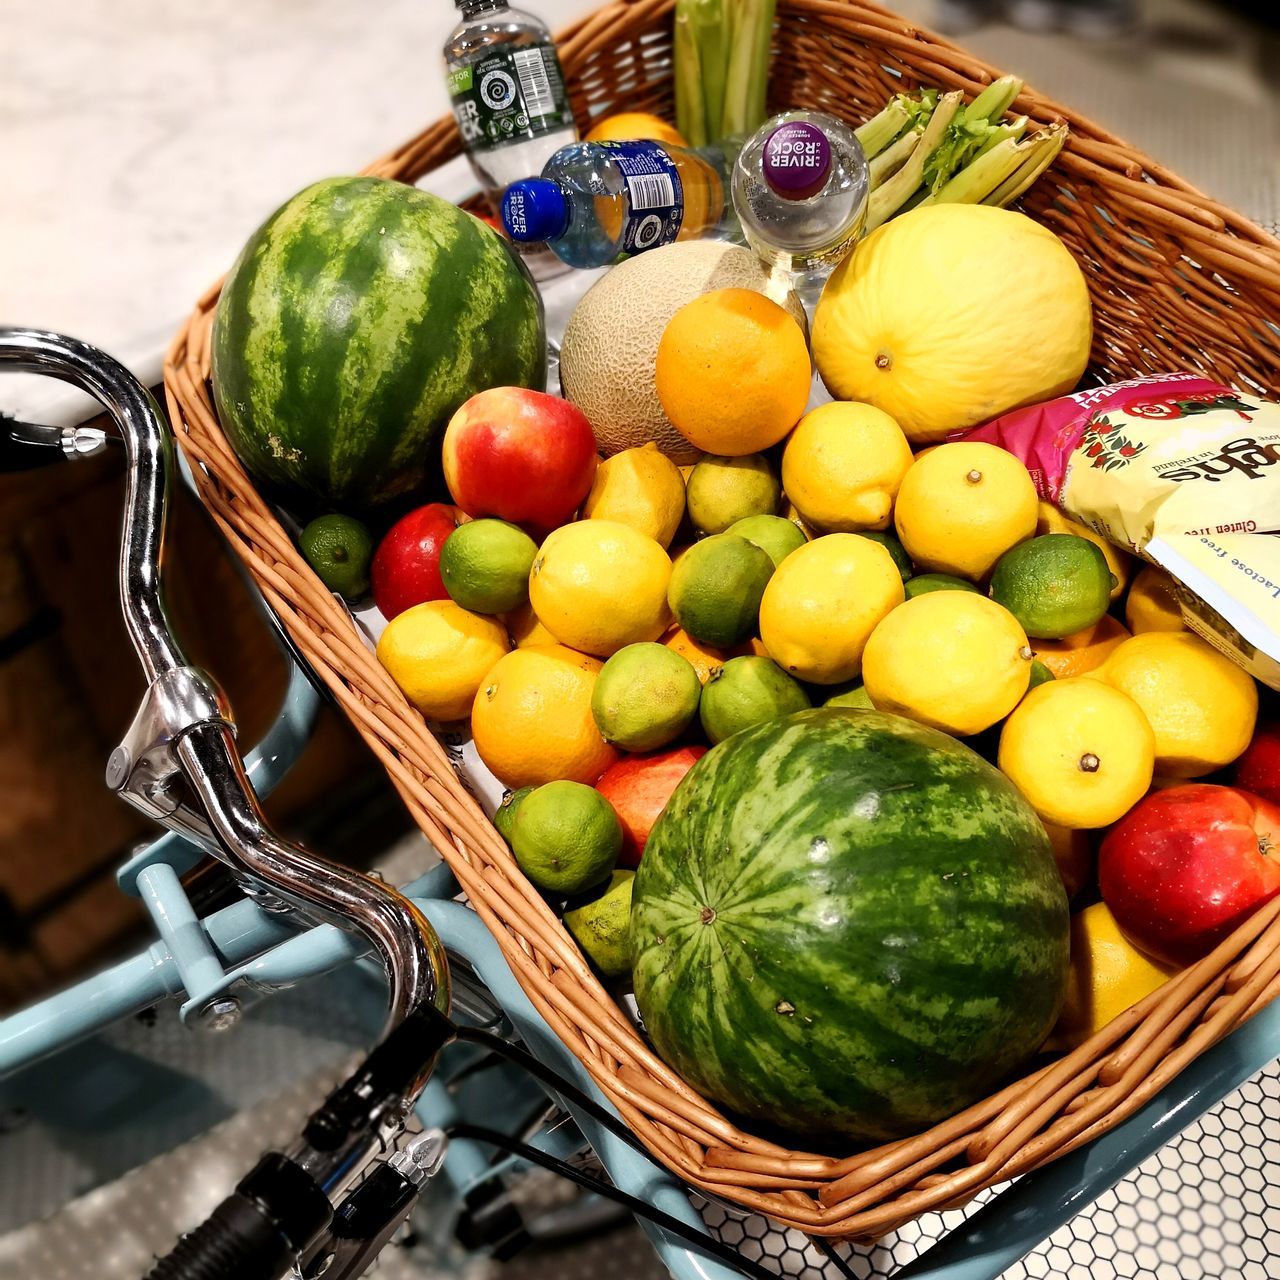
[197,997,241,1032]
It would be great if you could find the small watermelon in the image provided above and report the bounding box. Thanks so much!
[212,177,545,512]
[631,708,1069,1144]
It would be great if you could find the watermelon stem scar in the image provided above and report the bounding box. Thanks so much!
[700,907,717,924]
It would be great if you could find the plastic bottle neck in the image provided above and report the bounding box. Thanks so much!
[457,0,508,18]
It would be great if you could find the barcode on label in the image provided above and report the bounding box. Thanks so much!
[512,48,554,117]
[625,172,676,210]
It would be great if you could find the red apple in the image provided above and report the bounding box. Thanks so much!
[442,387,598,533]
[596,746,707,869]
[371,502,463,620]
[1233,721,1280,806]
[1099,783,1280,966]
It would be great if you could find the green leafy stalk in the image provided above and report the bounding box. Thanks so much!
[917,134,1035,206]
[964,75,1023,124]
[982,124,1068,207]
[854,101,910,159]
[865,90,963,231]
[973,116,1028,159]
[868,127,922,188]
[675,0,730,147]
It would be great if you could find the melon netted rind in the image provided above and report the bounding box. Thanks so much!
[560,242,807,464]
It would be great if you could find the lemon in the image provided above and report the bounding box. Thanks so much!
[377,600,509,722]
[529,520,672,657]
[855,531,912,583]
[1048,902,1175,1050]
[894,442,1038,580]
[758,534,905,684]
[781,401,914,532]
[439,519,538,614]
[726,514,808,567]
[471,645,617,788]
[591,642,701,751]
[667,534,775,648]
[1092,632,1258,778]
[989,534,1113,640]
[1124,565,1185,634]
[563,869,635,977]
[998,678,1156,828]
[862,593,1033,735]
[511,781,621,895]
[812,205,1092,444]
[685,454,781,536]
[581,442,686,547]
[1037,502,1131,601]
[504,600,559,648]
[699,656,811,744]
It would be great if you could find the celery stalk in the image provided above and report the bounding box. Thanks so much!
[674,7,708,148]
[868,128,922,188]
[964,75,1023,125]
[917,135,1032,207]
[982,125,1068,207]
[855,102,910,159]
[720,0,776,137]
[865,90,963,231]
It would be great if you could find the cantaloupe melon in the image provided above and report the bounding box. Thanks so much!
[559,242,806,464]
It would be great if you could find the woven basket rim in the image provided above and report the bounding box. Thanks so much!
[163,0,1280,1238]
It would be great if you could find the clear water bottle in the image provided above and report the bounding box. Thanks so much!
[443,0,577,204]
[500,138,739,269]
[732,111,870,299]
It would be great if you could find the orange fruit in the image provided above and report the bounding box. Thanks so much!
[1043,820,1093,900]
[1032,615,1130,679]
[585,112,686,148]
[662,626,730,685]
[655,289,811,455]
[471,645,618,788]
[1124,565,1185,634]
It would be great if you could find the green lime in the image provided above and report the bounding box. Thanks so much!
[726,514,808,568]
[668,534,775,648]
[824,682,875,710]
[300,514,373,601]
[494,785,535,846]
[591,642,701,752]
[440,518,538,614]
[686,454,781,536]
[511,781,621,895]
[563,869,634,977]
[699,656,811,744]
[1028,658,1056,689]
[855,531,912,583]
[904,573,980,599]
[990,534,1112,640]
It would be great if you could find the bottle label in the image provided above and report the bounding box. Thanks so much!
[605,141,685,255]
[447,44,572,153]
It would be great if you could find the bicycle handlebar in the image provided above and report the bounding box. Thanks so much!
[0,327,451,1206]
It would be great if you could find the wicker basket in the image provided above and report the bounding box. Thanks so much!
[165,0,1280,1238]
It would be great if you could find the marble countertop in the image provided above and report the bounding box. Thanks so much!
[0,0,592,423]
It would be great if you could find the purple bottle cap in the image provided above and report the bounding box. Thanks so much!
[761,121,832,201]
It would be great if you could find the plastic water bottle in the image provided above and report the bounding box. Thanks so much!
[500,138,739,269]
[443,0,577,204]
[732,111,870,300]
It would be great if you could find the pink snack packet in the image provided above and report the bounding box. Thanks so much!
[959,372,1280,689]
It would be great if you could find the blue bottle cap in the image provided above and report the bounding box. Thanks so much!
[501,179,569,243]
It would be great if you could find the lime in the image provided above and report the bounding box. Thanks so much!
[440,518,539,615]
[510,781,621,894]
[726,514,807,568]
[591,642,701,752]
[855,531,912,583]
[904,573,980,599]
[667,534,775,648]
[990,534,1113,640]
[1028,658,1056,690]
[824,682,874,710]
[699,655,811,744]
[494,785,535,846]
[300,514,373,601]
[563,869,634,977]
[685,454,781,536]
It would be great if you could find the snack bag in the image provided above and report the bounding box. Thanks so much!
[960,372,1280,689]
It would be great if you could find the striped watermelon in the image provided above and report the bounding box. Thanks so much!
[212,177,545,512]
[631,708,1068,1144]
